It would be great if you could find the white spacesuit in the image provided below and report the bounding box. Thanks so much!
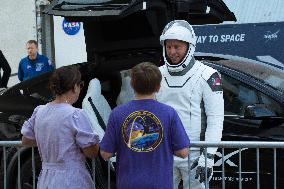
[156,20,224,189]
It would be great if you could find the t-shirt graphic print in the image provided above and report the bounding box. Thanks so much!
[122,110,163,152]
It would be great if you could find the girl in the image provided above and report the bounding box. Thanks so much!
[21,65,99,189]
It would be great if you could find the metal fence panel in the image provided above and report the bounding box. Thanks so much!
[1,141,284,189]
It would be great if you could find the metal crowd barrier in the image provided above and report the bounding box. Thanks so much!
[189,141,284,189]
[1,141,284,189]
[0,141,98,189]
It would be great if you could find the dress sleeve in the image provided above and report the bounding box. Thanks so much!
[171,109,190,151]
[21,106,41,139]
[72,109,100,148]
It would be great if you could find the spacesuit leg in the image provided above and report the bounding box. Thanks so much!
[189,161,205,189]
[175,151,204,189]
[178,160,190,189]
[173,161,183,189]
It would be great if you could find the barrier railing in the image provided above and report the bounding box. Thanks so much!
[1,141,284,189]
[189,141,284,189]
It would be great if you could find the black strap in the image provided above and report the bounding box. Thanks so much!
[88,97,106,131]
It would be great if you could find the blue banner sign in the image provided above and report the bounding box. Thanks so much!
[193,22,283,67]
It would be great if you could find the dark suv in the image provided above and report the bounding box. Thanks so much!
[1,0,284,189]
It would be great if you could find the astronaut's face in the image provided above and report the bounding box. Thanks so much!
[165,39,188,65]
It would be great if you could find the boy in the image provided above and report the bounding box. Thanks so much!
[100,62,190,189]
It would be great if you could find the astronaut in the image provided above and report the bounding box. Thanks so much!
[156,20,224,189]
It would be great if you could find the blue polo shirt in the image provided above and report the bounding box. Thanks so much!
[18,53,54,81]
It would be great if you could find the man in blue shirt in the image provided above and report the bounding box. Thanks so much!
[18,40,54,81]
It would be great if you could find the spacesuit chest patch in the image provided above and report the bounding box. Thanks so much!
[207,72,222,92]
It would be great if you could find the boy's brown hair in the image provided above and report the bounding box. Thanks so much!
[130,62,162,95]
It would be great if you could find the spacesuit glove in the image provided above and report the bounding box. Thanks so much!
[190,153,214,183]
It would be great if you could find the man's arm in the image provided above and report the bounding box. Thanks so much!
[100,150,114,161]
[45,56,54,71]
[202,70,224,155]
[82,144,100,158]
[191,69,223,183]
[100,112,117,161]
[22,136,36,146]
[0,50,10,70]
[170,109,190,158]
[174,148,189,159]
[0,50,11,87]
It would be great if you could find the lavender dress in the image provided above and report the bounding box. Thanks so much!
[21,103,99,189]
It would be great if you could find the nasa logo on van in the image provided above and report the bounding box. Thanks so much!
[62,19,81,35]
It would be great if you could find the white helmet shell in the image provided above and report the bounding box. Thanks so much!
[160,20,197,72]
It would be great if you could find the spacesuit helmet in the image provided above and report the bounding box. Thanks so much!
[160,20,197,72]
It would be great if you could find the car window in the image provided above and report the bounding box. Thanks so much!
[215,59,284,94]
[238,85,258,104]
[222,74,284,117]
[260,94,284,117]
[222,75,259,116]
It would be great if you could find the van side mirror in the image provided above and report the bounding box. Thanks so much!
[244,104,276,119]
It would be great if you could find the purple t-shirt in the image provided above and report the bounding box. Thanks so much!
[100,99,190,189]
